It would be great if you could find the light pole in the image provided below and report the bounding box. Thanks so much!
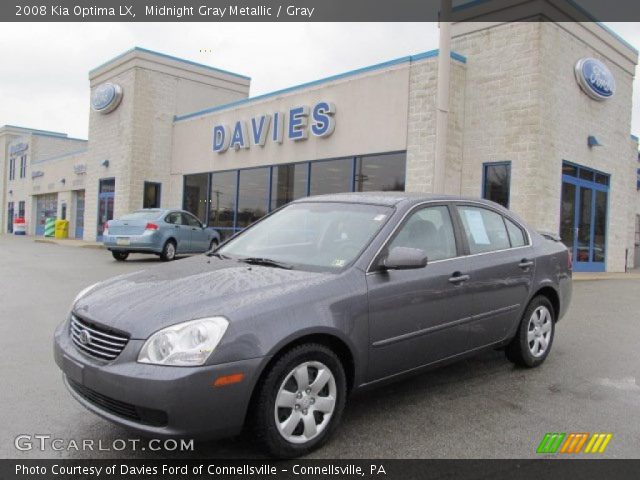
[434,0,452,194]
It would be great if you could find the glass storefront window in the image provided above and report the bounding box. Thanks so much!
[310,158,353,196]
[354,153,406,192]
[271,163,307,210]
[183,174,209,223]
[209,171,237,229]
[482,162,511,208]
[237,168,270,228]
[143,182,162,209]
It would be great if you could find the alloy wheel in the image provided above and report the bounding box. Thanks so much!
[527,306,552,357]
[274,361,337,444]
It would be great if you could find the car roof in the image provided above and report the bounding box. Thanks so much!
[293,192,495,208]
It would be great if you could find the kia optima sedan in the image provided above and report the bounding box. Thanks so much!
[103,209,220,261]
[54,193,572,457]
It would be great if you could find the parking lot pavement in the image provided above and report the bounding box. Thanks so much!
[1,234,638,459]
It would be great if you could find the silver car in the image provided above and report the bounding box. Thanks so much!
[103,209,220,261]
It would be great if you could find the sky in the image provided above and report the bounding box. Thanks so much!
[0,22,638,140]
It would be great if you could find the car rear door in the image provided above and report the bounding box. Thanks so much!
[166,212,191,253]
[366,203,474,381]
[453,204,535,349]
[182,212,208,252]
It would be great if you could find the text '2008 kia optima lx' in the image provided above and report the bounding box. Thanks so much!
[54,192,572,457]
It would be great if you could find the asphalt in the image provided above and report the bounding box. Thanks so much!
[1,234,638,459]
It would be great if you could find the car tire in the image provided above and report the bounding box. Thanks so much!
[209,239,218,251]
[111,251,129,261]
[160,240,176,261]
[506,296,555,368]
[254,343,347,458]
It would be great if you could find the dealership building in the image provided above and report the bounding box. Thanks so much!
[1,2,640,272]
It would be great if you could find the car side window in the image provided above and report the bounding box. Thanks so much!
[458,206,510,254]
[182,213,201,228]
[505,218,527,247]
[387,206,457,261]
[166,212,182,225]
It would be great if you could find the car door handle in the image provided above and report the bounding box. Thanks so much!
[448,273,470,284]
[174,225,180,228]
[518,259,534,269]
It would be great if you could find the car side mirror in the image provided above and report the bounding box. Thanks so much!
[382,247,428,270]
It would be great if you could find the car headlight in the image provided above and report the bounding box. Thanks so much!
[138,317,229,366]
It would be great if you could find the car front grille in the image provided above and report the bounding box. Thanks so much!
[70,314,129,361]
[67,378,167,426]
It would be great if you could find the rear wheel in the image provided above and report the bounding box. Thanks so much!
[254,344,346,458]
[506,296,555,367]
[160,240,176,261]
[111,251,129,261]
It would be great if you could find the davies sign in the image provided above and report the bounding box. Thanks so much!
[213,101,336,153]
[574,58,615,101]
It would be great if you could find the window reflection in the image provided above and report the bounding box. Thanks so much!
[310,158,353,196]
[483,162,511,208]
[271,163,307,210]
[209,171,237,229]
[237,168,269,228]
[355,153,406,192]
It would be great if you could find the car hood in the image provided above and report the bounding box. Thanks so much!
[73,255,331,339]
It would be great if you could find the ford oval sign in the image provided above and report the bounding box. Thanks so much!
[91,82,123,113]
[574,58,615,101]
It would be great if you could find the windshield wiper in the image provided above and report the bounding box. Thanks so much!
[240,257,293,269]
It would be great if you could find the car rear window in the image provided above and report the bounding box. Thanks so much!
[120,211,161,221]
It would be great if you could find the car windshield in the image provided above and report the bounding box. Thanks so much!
[120,211,162,221]
[217,202,393,272]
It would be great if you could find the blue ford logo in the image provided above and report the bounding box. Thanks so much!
[91,82,123,113]
[575,58,615,101]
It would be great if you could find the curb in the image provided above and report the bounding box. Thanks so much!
[573,274,640,282]
[33,238,105,249]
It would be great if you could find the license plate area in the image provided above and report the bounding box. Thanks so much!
[116,238,130,246]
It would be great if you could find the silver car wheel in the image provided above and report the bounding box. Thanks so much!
[166,242,175,260]
[527,306,552,357]
[274,361,337,444]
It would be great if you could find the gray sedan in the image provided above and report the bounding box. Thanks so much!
[55,193,572,457]
[103,209,220,261]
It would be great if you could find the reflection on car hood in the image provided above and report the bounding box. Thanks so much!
[73,256,330,339]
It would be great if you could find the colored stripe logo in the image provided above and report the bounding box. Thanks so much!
[537,433,612,454]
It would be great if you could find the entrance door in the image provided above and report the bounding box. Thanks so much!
[75,191,85,239]
[97,179,115,240]
[560,163,609,272]
[35,194,58,235]
[7,202,14,233]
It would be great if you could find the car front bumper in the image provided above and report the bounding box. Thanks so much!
[53,319,266,439]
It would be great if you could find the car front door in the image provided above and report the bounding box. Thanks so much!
[366,204,474,381]
[166,212,191,253]
[454,204,535,349]
[182,212,208,252]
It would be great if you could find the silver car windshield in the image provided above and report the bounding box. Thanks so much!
[218,202,393,271]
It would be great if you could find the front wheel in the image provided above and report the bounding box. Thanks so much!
[209,239,219,252]
[111,251,129,261]
[254,344,346,457]
[506,296,555,367]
